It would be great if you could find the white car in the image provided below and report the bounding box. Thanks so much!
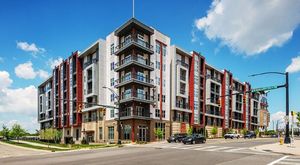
[224,133,240,139]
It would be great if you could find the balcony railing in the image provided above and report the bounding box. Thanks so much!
[83,58,98,69]
[115,37,153,54]
[116,73,154,86]
[176,102,190,109]
[84,116,97,122]
[206,74,221,83]
[180,75,186,81]
[120,91,153,102]
[115,55,154,70]
[119,108,151,118]
[176,60,189,68]
[180,89,186,95]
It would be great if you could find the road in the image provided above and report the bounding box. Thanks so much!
[0,138,299,165]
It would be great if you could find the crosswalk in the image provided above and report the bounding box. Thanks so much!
[269,156,300,165]
[142,143,278,155]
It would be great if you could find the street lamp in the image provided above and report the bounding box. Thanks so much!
[103,86,121,145]
[249,71,290,144]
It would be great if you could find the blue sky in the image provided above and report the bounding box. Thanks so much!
[0,0,299,132]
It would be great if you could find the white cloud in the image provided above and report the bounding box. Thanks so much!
[0,71,13,90]
[16,41,45,54]
[37,69,50,79]
[195,0,300,55]
[0,71,38,132]
[286,56,300,73]
[47,57,63,69]
[14,61,49,79]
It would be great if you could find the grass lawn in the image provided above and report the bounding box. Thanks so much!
[23,140,120,150]
[3,140,70,152]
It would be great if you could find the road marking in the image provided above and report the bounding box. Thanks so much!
[205,146,232,151]
[193,146,217,150]
[267,156,289,165]
[276,162,300,165]
[284,158,300,162]
[224,147,245,152]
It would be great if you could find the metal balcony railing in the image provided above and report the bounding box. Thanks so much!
[176,60,189,68]
[119,109,151,118]
[120,91,153,102]
[206,74,221,83]
[116,73,153,85]
[115,37,153,53]
[176,102,190,109]
[115,55,154,69]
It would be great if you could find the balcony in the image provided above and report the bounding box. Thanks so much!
[206,74,221,83]
[114,37,154,55]
[115,55,154,72]
[115,73,154,88]
[83,58,98,69]
[118,108,151,120]
[176,60,189,68]
[120,91,154,104]
[174,102,191,113]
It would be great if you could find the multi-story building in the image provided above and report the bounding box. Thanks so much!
[38,18,269,143]
[258,94,270,131]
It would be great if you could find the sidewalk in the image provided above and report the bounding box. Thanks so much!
[251,139,300,155]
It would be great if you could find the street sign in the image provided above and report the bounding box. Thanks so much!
[251,86,279,93]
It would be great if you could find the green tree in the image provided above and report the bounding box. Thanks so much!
[55,130,62,144]
[211,127,218,138]
[254,128,260,137]
[44,128,55,148]
[2,125,11,141]
[241,128,248,136]
[154,128,163,141]
[187,126,193,136]
[10,124,27,143]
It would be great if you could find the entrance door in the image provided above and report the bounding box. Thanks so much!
[139,126,147,141]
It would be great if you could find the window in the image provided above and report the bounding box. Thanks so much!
[163,64,166,71]
[163,80,166,87]
[110,78,114,86]
[110,62,114,70]
[110,93,114,102]
[110,109,115,118]
[156,77,160,85]
[124,125,131,140]
[156,43,161,54]
[162,46,166,56]
[110,44,114,55]
[155,109,160,117]
[162,95,166,103]
[99,127,103,140]
[155,109,165,118]
[108,126,114,140]
[156,61,160,69]
[157,94,160,101]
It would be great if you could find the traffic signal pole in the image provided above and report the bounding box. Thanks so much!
[284,72,291,144]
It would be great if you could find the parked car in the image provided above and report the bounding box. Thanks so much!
[167,133,187,143]
[182,134,206,144]
[224,133,240,139]
[244,131,256,139]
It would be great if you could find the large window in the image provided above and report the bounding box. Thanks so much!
[123,125,131,140]
[99,127,103,140]
[110,44,114,55]
[155,122,165,139]
[108,126,114,140]
[110,109,115,118]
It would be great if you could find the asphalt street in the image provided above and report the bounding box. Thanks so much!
[0,138,298,165]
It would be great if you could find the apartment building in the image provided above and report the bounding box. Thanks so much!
[38,18,269,143]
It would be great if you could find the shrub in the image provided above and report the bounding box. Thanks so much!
[211,127,218,138]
